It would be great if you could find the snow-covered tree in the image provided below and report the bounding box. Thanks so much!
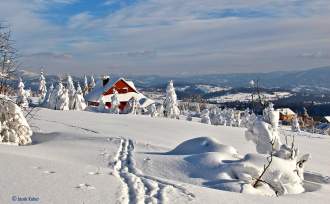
[43,83,54,106]
[48,81,64,110]
[0,96,32,145]
[71,82,87,111]
[201,109,211,124]
[123,96,138,114]
[89,75,96,90]
[56,88,69,110]
[245,103,281,154]
[38,71,47,103]
[67,75,76,109]
[83,75,89,95]
[156,104,164,117]
[240,108,251,128]
[163,80,180,119]
[98,95,109,113]
[16,78,29,108]
[243,103,311,195]
[149,103,157,117]
[291,114,301,132]
[110,89,120,114]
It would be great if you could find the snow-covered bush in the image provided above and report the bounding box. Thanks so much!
[291,114,301,132]
[156,104,164,117]
[71,83,87,111]
[201,109,211,124]
[110,89,120,114]
[98,95,109,113]
[67,75,76,109]
[123,96,138,114]
[0,96,32,145]
[16,78,29,108]
[163,80,180,119]
[149,103,158,117]
[240,108,252,128]
[243,103,310,195]
[245,103,281,154]
[38,71,47,103]
[186,112,193,121]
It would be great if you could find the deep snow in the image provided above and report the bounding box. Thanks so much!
[0,108,329,204]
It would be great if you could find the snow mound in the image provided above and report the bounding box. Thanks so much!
[166,136,311,196]
[167,137,238,155]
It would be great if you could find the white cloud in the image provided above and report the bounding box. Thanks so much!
[1,0,330,75]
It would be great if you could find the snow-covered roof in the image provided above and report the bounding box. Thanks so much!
[84,78,113,102]
[277,108,295,115]
[323,116,330,123]
[125,80,137,92]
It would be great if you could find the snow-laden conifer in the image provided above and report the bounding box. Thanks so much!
[67,75,76,109]
[71,82,87,111]
[16,78,29,108]
[163,80,180,119]
[38,71,47,103]
[0,95,32,145]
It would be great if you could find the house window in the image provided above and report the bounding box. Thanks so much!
[119,87,128,93]
[105,102,112,109]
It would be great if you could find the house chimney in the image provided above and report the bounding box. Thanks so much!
[102,75,110,87]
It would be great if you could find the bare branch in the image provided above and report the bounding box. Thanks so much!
[253,139,276,189]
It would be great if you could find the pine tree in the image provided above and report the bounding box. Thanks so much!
[67,75,76,109]
[149,103,157,117]
[0,95,32,145]
[98,95,108,113]
[123,97,138,114]
[201,109,211,124]
[43,83,54,106]
[83,75,89,95]
[110,89,120,114]
[291,114,301,132]
[48,81,64,110]
[56,88,70,110]
[16,78,29,108]
[163,80,180,119]
[38,71,47,103]
[90,75,96,90]
[71,82,87,111]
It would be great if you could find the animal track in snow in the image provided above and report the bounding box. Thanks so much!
[43,170,56,174]
[75,183,95,191]
[109,138,194,204]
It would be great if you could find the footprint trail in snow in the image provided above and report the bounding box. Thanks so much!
[109,138,194,204]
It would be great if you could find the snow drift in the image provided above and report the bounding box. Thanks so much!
[168,135,309,196]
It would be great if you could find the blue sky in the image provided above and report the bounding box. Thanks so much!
[0,0,329,76]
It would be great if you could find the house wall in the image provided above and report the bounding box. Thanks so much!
[279,113,295,122]
[105,101,128,111]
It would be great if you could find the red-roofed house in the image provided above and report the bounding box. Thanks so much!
[85,76,154,111]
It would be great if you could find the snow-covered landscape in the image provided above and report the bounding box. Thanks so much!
[1,108,330,203]
[208,92,293,103]
[1,0,330,203]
